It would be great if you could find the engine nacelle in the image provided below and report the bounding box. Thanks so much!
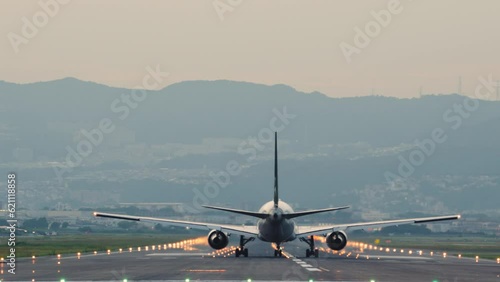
[326,231,348,251]
[207,230,229,250]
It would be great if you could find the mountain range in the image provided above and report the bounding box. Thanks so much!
[1,78,499,214]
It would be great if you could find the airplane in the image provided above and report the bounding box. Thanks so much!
[94,132,460,258]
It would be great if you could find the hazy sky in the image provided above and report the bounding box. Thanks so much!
[1,0,499,98]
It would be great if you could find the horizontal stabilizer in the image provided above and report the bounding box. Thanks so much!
[202,205,269,219]
[283,206,350,219]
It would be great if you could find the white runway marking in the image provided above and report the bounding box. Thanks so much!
[289,256,322,272]
[359,255,433,260]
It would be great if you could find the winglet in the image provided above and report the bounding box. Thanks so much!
[274,132,279,208]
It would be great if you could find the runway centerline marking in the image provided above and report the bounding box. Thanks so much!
[287,254,322,272]
[359,255,433,260]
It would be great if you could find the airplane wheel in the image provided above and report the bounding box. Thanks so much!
[279,250,283,257]
[305,249,310,257]
[274,250,278,257]
[243,248,248,257]
[314,249,319,258]
[235,248,240,257]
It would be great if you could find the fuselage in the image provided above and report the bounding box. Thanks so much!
[256,200,297,243]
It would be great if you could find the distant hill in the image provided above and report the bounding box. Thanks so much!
[1,78,500,213]
[2,77,500,151]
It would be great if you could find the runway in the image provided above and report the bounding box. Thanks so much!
[1,237,499,281]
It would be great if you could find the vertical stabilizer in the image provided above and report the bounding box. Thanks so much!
[274,132,279,208]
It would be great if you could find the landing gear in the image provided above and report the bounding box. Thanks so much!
[274,244,283,257]
[300,235,319,258]
[235,248,248,257]
[235,235,254,257]
[305,248,319,258]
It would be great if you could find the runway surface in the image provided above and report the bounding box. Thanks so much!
[1,237,499,281]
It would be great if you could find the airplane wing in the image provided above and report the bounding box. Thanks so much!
[93,212,258,237]
[296,214,460,237]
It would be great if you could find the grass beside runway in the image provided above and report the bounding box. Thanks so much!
[0,233,193,258]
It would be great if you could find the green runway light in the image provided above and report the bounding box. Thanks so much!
[309,279,314,282]
[185,279,190,282]
[247,279,252,282]
[60,279,65,282]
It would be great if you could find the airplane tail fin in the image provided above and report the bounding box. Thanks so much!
[274,132,279,208]
[203,133,348,220]
[201,133,280,219]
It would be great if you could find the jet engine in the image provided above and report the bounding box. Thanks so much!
[207,230,229,250]
[326,231,347,251]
